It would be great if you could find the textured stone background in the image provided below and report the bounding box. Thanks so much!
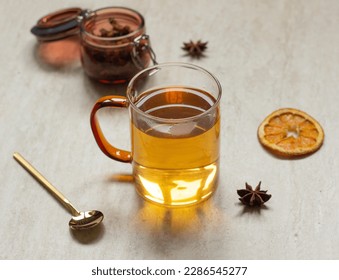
[1,0,339,259]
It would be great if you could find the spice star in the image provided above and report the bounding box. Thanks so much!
[237,182,271,207]
[99,17,131,37]
[182,40,208,58]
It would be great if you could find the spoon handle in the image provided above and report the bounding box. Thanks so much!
[13,152,80,216]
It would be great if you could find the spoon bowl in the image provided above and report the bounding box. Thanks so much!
[69,210,104,230]
[13,152,104,230]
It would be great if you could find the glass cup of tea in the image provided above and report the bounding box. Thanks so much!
[90,62,222,207]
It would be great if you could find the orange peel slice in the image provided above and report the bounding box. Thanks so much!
[258,108,324,157]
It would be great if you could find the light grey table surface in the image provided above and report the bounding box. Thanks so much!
[1,0,339,260]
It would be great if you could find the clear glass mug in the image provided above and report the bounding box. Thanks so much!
[90,63,222,207]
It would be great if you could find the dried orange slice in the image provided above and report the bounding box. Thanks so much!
[258,108,324,157]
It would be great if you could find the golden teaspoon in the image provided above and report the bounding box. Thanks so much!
[13,152,104,230]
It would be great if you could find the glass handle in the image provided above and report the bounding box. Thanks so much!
[90,95,132,163]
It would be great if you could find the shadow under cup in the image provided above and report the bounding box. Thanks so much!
[91,63,222,207]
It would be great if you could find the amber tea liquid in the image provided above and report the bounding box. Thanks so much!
[131,87,220,206]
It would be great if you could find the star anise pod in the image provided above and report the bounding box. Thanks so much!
[237,182,271,207]
[182,40,208,58]
[99,17,131,37]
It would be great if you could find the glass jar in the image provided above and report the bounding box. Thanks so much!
[31,7,156,83]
